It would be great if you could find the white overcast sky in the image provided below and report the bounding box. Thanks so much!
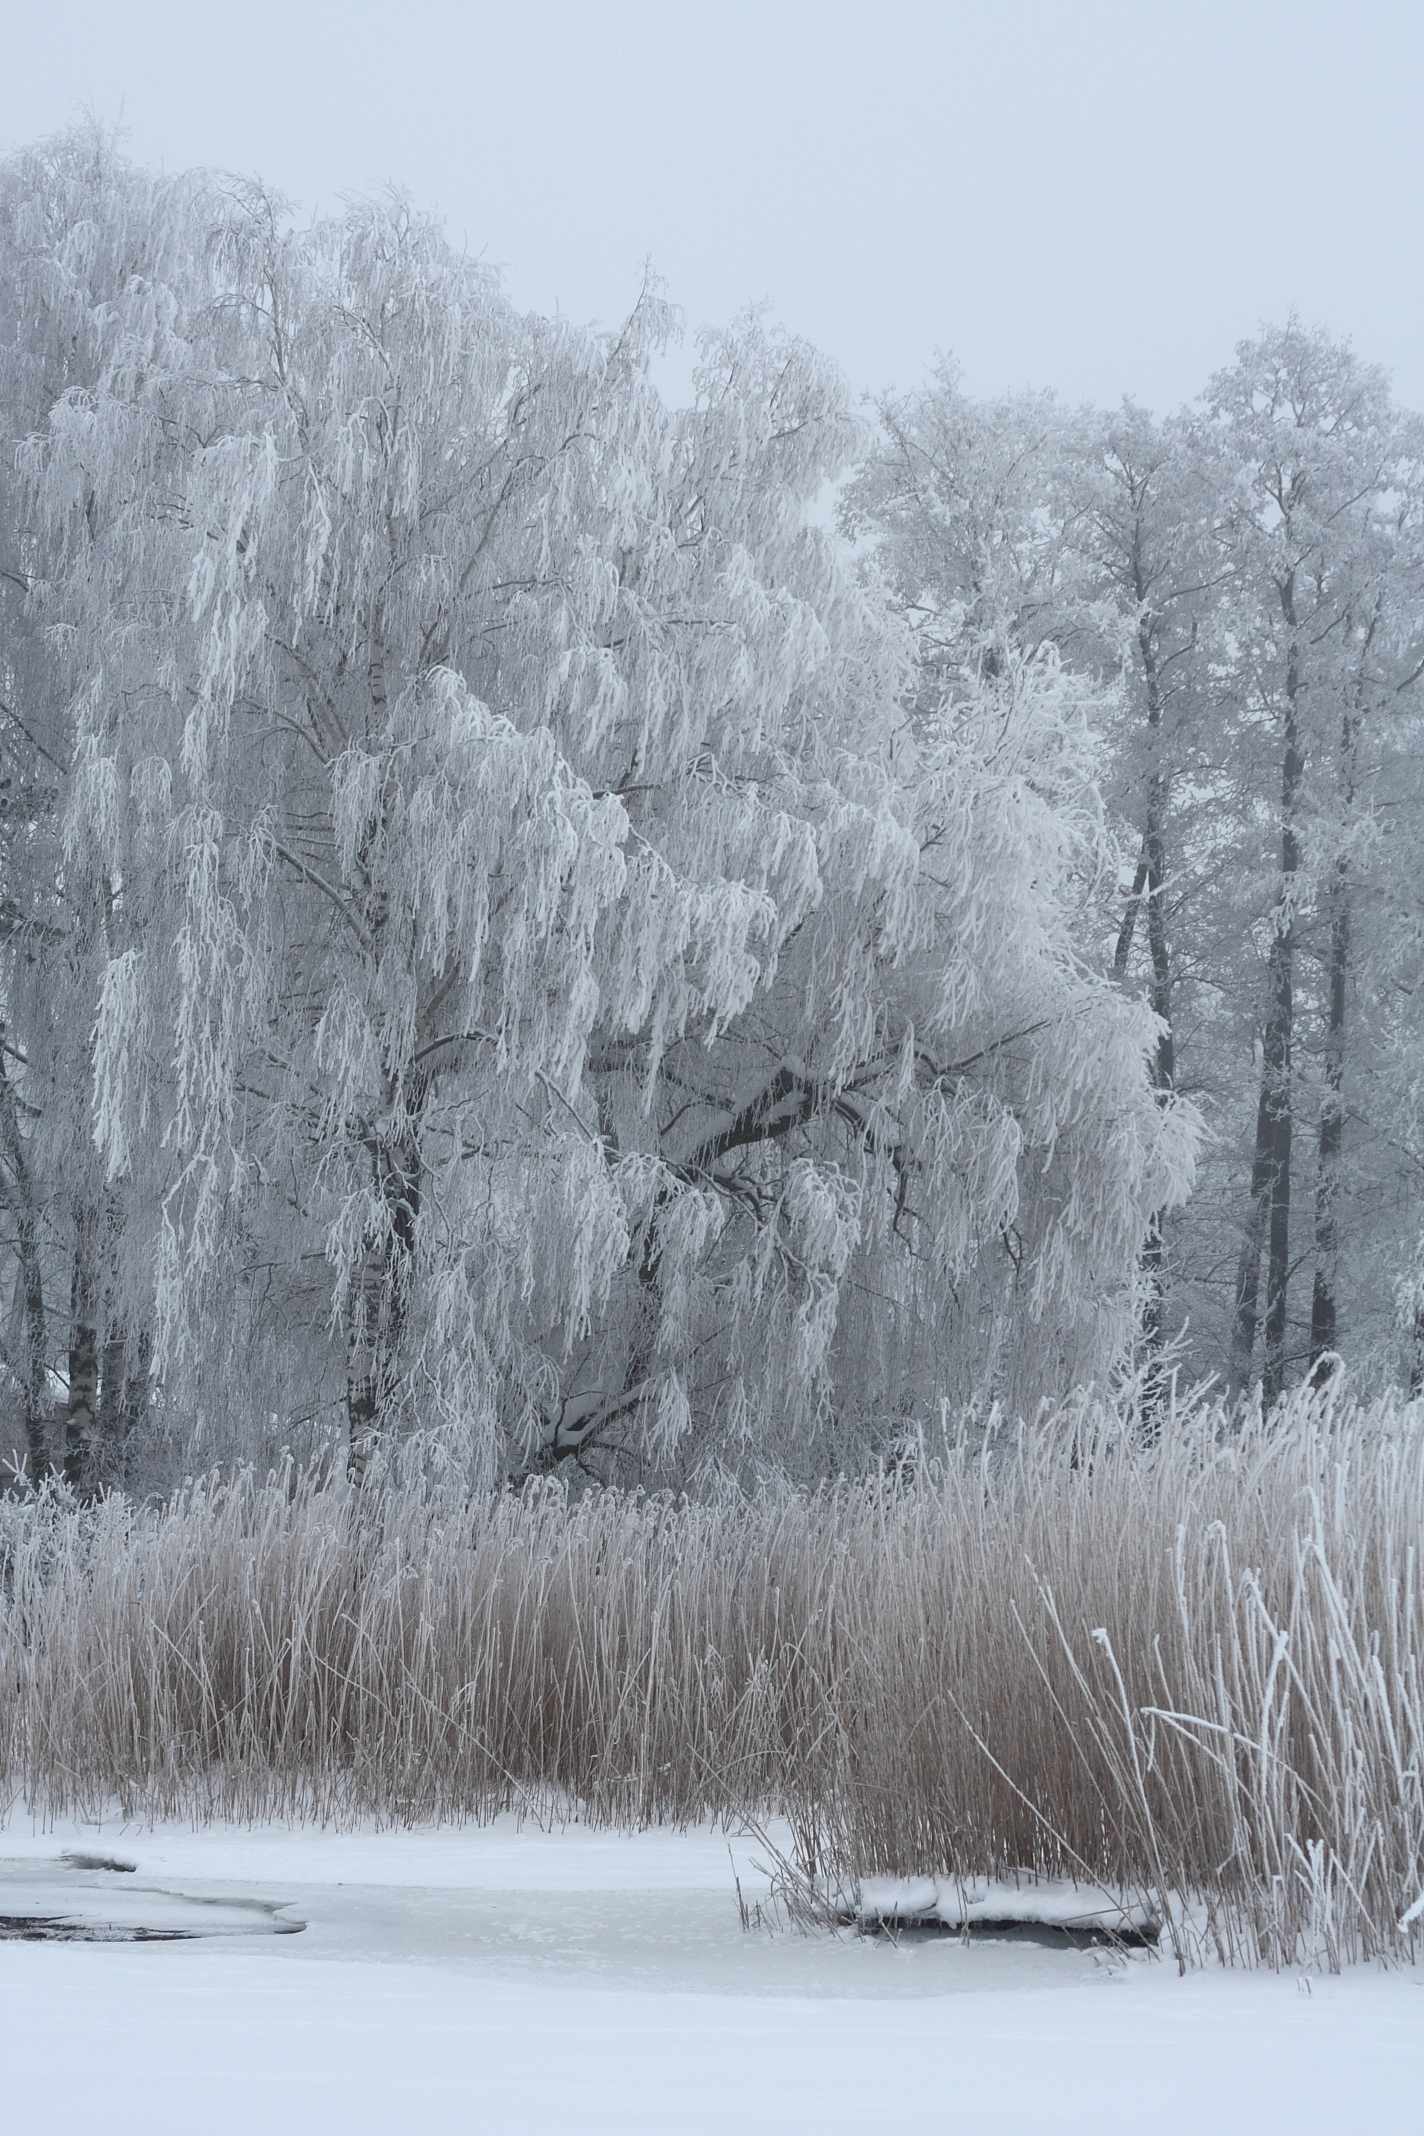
[2,0,1421,412]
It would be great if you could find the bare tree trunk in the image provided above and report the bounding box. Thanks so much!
[96,1309,151,1457]
[1261,990,1294,1404]
[1115,589,1178,1427]
[98,1325,127,1440]
[1309,861,1348,1377]
[120,1330,152,1441]
[1309,657,1369,1382]
[1232,851,1298,1403]
[1133,779,1176,1427]
[66,1201,144,1476]
[344,1236,388,1480]
[0,1045,49,1480]
[345,1083,424,1480]
[1230,606,1304,1401]
[344,620,419,1482]
[1230,1074,1277,1392]
[1409,1303,1424,1400]
[1113,846,1150,981]
[62,1204,100,1488]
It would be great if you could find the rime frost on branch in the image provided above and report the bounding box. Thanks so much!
[0,131,1194,1480]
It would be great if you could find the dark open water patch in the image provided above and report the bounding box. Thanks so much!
[0,1914,194,1943]
[856,1915,1159,1950]
[0,1859,306,1943]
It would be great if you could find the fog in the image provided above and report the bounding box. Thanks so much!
[2,0,1419,409]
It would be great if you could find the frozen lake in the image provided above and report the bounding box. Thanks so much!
[0,1818,1419,2133]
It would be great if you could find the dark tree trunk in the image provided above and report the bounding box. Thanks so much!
[1233,832,1298,1404]
[1113,847,1150,981]
[345,1078,424,1479]
[1144,800,1175,1092]
[1115,580,1179,1427]
[0,1045,49,1481]
[62,1206,100,1488]
[1261,976,1294,1405]
[120,1330,152,1440]
[1308,862,1349,1377]
[1230,1074,1277,1393]
[98,1325,128,1441]
[1137,769,1176,1429]
[1309,659,1368,1382]
[1230,598,1304,1402]
[96,1310,152,1457]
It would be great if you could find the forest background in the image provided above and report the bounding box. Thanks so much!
[0,129,1422,1491]
[1,109,1422,1973]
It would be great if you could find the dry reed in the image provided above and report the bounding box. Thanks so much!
[1,1384,1421,1968]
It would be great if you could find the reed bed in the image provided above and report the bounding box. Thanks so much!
[1,1386,1421,1968]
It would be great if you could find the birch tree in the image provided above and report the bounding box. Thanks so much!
[0,131,218,1477]
[1064,405,1232,1393]
[841,376,1217,1400]
[848,340,1424,1405]
[10,140,1193,1480]
[1211,326,1421,1398]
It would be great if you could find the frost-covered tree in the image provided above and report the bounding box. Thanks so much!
[0,132,220,1477]
[5,136,1191,1483]
[1069,406,1224,1379]
[849,334,1424,1405]
[1205,327,1424,1397]
[842,376,1216,1399]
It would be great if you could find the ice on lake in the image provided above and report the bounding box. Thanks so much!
[0,1817,1418,2136]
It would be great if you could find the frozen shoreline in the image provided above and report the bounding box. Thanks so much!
[0,1815,1419,2133]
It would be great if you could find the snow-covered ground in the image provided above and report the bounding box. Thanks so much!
[0,1815,1418,2134]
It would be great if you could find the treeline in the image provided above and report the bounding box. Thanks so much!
[849,357,1424,1411]
[0,128,1420,1487]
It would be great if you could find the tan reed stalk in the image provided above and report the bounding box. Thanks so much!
[0,1382,1419,1967]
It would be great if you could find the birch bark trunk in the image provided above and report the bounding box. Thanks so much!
[1113,580,1179,1418]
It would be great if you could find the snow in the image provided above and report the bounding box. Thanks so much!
[0,1815,1419,2134]
[0,1857,301,1939]
[849,1872,1158,1935]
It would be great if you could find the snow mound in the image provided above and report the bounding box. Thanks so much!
[845,1876,1158,1940]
